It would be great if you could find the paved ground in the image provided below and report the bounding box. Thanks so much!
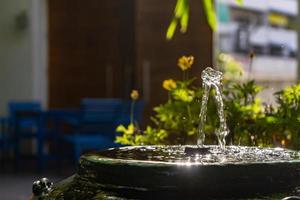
[0,162,75,200]
[0,173,62,200]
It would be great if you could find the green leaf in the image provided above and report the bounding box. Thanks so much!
[235,0,243,5]
[167,0,243,39]
[166,0,189,39]
[203,0,217,31]
[128,123,135,133]
[166,18,178,40]
[116,125,126,132]
[266,116,277,124]
[116,123,134,134]
[173,88,195,102]
[175,0,185,18]
[180,0,189,33]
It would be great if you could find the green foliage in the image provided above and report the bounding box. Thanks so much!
[167,0,243,39]
[166,0,189,40]
[116,76,268,146]
[116,56,300,150]
[218,53,244,82]
[223,81,267,146]
[270,84,300,149]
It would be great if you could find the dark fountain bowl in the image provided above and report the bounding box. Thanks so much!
[34,145,300,200]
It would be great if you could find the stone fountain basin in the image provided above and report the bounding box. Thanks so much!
[36,145,300,199]
[74,145,300,199]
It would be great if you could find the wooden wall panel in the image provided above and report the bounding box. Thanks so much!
[47,0,212,113]
[48,0,135,108]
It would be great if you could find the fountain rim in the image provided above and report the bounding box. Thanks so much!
[80,145,300,167]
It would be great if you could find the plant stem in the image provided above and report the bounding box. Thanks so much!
[187,104,192,119]
[130,100,135,124]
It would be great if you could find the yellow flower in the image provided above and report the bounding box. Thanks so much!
[178,56,194,71]
[130,90,139,100]
[163,79,177,91]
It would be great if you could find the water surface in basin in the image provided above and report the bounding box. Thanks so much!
[91,145,300,164]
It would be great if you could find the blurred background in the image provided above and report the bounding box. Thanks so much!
[0,0,298,199]
[216,0,298,103]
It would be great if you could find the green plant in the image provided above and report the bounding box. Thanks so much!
[117,55,263,146]
[167,0,243,40]
[116,56,300,149]
[218,53,244,82]
[223,81,266,146]
[116,56,201,145]
[269,84,300,149]
[115,90,142,145]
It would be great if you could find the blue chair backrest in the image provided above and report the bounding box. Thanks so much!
[9,101,41,118]
[8,101,42,132]
[80,98,123,135]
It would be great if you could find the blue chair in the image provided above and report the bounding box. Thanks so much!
[8,101,44,170]
[0,117,13,164]
[41,108,80,170]
[63,98,124,161]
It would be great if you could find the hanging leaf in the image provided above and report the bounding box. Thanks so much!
[175,0,185,18]
[166,0,243,40]
[166,18,178,40]
[203,0,217,32]
[235,0,244,5]
[166,0,189,40]
[180,1,189,33]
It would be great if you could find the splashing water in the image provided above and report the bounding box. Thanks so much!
[197,67,229,149]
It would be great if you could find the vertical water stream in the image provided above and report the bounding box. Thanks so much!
[197,67,229,149]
